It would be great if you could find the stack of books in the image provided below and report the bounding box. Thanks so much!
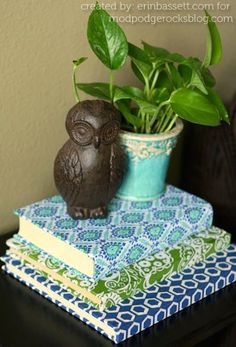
[1,185,236,343]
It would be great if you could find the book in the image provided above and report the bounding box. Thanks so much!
[2,244,236,344]
[15,185,213,279]
[6,226,231,309]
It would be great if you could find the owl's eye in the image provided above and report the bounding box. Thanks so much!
[101,120,120,144]
[71,121,93,146]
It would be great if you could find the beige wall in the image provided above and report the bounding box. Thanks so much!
[0,0,235,234]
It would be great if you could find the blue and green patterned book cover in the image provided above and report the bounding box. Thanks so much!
[6,227,231,309]
[2,245,236,343]
[15,185,213,279]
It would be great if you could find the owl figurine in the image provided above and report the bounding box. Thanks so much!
[54,100,125,220]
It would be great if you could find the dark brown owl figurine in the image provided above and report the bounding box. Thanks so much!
[54,100,125,219]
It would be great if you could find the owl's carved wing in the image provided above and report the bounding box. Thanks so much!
[108,142,125,200]
[54,143,83,206]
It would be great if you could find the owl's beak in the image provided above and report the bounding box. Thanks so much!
[93,136,101,149]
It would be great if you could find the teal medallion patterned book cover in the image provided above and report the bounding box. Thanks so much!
[15,185,213,279]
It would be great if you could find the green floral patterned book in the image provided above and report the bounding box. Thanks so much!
[7,226,230,310]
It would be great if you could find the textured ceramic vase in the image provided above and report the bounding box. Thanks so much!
[116,119,183,201]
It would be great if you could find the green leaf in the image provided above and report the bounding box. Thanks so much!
[190,70,208,94]
[207,88,230,123]
[113,87,143,103]
[166,63,183,88]
[170,87,220,126]
[113,87,132,102]
[121,86,144,99]
[156,71,172,91]
[131,58,152,82]
[152,87,169,104]
[201,67,216,87]
[167,63,182,88]
[181,57,199,69]
[142,41,169,60]
[128,44,152,83]
[116,101,143,128]
[73,57,88,67]
[76,83,111,100]
[142,42,185,64]
[134,98,159,114]
[179,57,208,93]
[166,53,185,63]
[128,42,149,62]
[114,87,159,114]
[178,64,192,84]
[203,11,222,66]
[131,61,145,83]
[87,6,128,69]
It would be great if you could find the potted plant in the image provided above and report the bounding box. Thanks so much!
[72,4,229,201]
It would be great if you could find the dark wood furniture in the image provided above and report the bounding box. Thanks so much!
[1,232,236,347]
[181,97,236,236]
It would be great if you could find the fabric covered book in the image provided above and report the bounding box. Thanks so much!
[6,226,230,309]
[2,244,236,343]
[15,185,213,279]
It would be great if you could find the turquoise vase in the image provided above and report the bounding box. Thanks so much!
[116,119,183,201]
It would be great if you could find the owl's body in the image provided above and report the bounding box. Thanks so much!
[54,100,124,219]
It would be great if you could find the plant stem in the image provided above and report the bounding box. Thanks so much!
[165,63,175,90]
[137,109,142,133]
[141,110,145,133]
[149,110,160,132]
[148,100,170,131]
[146,114,151,133]
[72,65,80,103]
[144,83,150,100]
[144,74,152,101]
[165,114,178,132]
[109,70,113,102]
[159,106,173,133]
[155,105,170,132]
[155,107,169,133]
[150,70,159,91]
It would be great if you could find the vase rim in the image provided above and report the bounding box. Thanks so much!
[119,118,183,141]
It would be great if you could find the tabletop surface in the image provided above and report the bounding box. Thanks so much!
[1,232,236,347]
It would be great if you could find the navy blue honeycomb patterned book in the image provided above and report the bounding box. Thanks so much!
[2,245,236,343]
